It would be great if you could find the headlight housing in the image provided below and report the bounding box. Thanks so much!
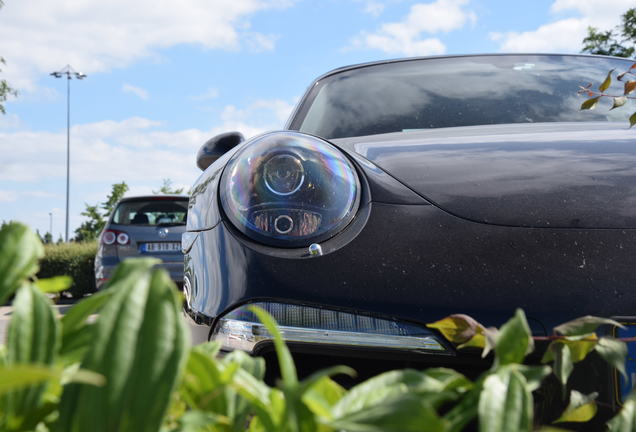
[220,132,360,247]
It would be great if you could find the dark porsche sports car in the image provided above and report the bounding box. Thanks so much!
[183,54,636,410]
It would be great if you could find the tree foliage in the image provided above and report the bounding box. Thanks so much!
[0,2,17,114]
[153,178,185,195]
[582,8,636,58]
[74,182,128,242]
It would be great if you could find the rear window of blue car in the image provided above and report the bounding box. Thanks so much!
[293,54,636,139]
[112,198,188,226]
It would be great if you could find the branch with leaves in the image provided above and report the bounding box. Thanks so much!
[579,62,636,127]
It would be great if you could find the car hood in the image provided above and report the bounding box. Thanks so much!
[334,122,636,228]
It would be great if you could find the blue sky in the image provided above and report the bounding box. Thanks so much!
[0,0,633,239]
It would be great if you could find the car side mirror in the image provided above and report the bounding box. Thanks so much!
[196,131,245,171]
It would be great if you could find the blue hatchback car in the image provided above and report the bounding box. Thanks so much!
[94,195,188,289]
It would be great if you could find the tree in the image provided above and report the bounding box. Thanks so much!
[0,1,17,114]
[153,178,185,195]
[74,182,129,241]
[101,181,129,218]
[582,8,636,58]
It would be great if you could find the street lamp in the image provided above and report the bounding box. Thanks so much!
[50,65,86,242]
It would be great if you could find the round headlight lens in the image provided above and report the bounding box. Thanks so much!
[220,132,360,247]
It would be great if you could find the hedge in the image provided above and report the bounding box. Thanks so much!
[37,241,97,298]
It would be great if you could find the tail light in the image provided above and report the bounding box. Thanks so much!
[102,229,130,245]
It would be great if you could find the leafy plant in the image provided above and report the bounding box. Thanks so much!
[3,220,636,431]
[579,62,636,127]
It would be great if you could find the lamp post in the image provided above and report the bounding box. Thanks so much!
[50,65,86,242]
[48,211,53,240]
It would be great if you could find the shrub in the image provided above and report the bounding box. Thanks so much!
[37,241,97,298]
[1,221,635,431]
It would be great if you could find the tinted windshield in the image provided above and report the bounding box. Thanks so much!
[294,55,636,139]
[112,198,188,226]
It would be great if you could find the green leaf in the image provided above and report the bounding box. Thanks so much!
[515,365,551,392]
[0,222,44,304]
[600,69,614,92]
[332,369,434,418]
[302,375,346,420]
[595,337,627,379]
[608,391,636,431]
[554,390,597,423]
[630,111,636,128]
[542,338,597,363]
[550,342,573,387]
[554,316,624,337]
[175,410,230,431]
[581,97,601,110]
[0,365,59,396]
[444,382,481,432]
[427,314,486,345]
[61,288,113,333]
[55,259,189,432]
[249,306,298,389]
[329,393,446,432]
[493,309,533,366]
[35,275,73,293]
[624,80,636,96]
[478,367,533,432]
[612,96,629,110]
[231,368,277,431]
[5,283,59,426]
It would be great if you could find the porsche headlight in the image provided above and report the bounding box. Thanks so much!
[220,132,360,247]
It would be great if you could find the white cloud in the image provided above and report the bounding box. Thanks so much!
[0,98,295,186]
[220,99,295,129]
[0,190,17,203]
[493,0,634,53]
[0,97,295,232]
[191,88,220,101]
[122,83,149,100]
[0,0,294,91]
[355,0,385,16]
[348,0,476,56]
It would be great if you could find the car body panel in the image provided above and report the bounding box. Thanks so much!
[185,198,636,333]
[334,122,636,229]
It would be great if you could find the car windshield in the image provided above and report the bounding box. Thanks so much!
[112,198,188,226]
[294,54,636,139]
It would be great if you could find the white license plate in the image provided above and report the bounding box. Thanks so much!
[142,242,181,253]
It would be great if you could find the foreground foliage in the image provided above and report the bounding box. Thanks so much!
[37,241,98,298]
[1,221,636,431]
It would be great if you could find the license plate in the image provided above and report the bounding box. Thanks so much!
[141,242,181,253]
[615,323,636,403]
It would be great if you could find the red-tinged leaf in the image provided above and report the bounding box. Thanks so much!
[599,69,614,92]
[630,111,636,128]
[611,96,628,110]
[631,62,636,70]
[581,97,600,110]
[625,80,636,96]
[427,314,486,345]
[587,91,595,97]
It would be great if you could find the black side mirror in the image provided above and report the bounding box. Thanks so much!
[196,131,245,171]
